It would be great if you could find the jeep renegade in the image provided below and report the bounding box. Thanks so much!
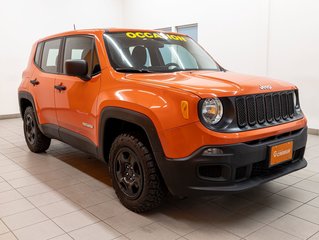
[18,29,307,212]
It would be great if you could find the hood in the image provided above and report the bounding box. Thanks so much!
[124,71,296,98]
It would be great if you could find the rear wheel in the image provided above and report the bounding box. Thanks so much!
[110,133,166,212]
[23,106,51,153]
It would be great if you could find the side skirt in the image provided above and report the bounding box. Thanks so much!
[41,124,98,158]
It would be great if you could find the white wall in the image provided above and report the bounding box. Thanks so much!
[267,0,319,129]
[122,0,319,129]
[0,0,123,115]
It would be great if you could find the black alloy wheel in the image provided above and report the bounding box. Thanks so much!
[25,113,36,145]
[23,106,51,153]
[114,147,143,199]
[110,133,166,212]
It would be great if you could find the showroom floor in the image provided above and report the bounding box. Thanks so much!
[0,119,318,240]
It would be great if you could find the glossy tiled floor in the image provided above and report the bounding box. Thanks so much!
[0,118,319,240]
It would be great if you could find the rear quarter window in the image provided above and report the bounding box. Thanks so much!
[41,39,62,74]
[34,42,43,67]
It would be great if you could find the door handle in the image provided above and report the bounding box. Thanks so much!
[30,79,39,86]
[54,84,67,92]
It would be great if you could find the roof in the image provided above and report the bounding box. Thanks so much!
[37,28,186,42]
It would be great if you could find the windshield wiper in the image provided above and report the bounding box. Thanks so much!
[115,67,154,73]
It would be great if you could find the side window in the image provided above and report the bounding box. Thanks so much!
[34,42,43,67]
[63,36,100,75]
[41,39,61,73]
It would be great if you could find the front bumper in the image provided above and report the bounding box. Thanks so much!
[159,127,307,197]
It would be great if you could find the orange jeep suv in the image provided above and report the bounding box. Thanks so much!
[18,29,307,212]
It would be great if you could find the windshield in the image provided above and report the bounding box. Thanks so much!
[104,31,222,73]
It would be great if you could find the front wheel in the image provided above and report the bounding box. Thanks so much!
[109,133,166,212]
[23,106,51,153]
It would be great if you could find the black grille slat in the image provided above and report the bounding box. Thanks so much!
[235,97,247,127]
[256,95,265,124]
[265,94,274,122]
[273,93,281,121]
[287,92,295,118]
[281,93,288,119]
[246,96,256,126]
[235,91,296,128]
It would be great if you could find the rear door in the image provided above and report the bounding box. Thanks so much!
[30,38,62,126]
[54,35,101,145]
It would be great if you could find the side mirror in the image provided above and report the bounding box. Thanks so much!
[65,59,90,81]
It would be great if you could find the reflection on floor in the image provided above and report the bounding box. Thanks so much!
[0,118,319,240]
[48,145,112,187]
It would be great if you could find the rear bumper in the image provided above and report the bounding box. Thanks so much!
[159,127,308,197]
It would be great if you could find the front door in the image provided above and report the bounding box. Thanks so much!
[54,36,101,145]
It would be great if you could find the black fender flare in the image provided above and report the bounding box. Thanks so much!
[98,106,165,160]
[18,91,36,117]
[18,91,47,135]
[97,107,170,184]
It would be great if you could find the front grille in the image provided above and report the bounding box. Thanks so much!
[235,91,295,128]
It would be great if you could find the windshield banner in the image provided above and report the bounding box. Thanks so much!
[126,32,187,42]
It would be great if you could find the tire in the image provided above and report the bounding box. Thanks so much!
[110,133,166,212]
[23,106,51,153]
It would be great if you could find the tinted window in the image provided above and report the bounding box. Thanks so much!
[34,42,43,67]
[41,39,61,73]
[92,48,101,75]
[104,32,220,72]
[129,46,151,67]
[63,36,100,75]
[159,45,198,69]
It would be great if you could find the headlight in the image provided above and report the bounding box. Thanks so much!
[201,98,223,125]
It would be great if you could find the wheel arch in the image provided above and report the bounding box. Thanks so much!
[98,107,166,167]
[18,91,46,134]
[18,91,35,118]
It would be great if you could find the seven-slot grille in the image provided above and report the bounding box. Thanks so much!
[235,91,295,128]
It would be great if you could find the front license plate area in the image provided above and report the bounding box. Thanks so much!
[269,141,293,167]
